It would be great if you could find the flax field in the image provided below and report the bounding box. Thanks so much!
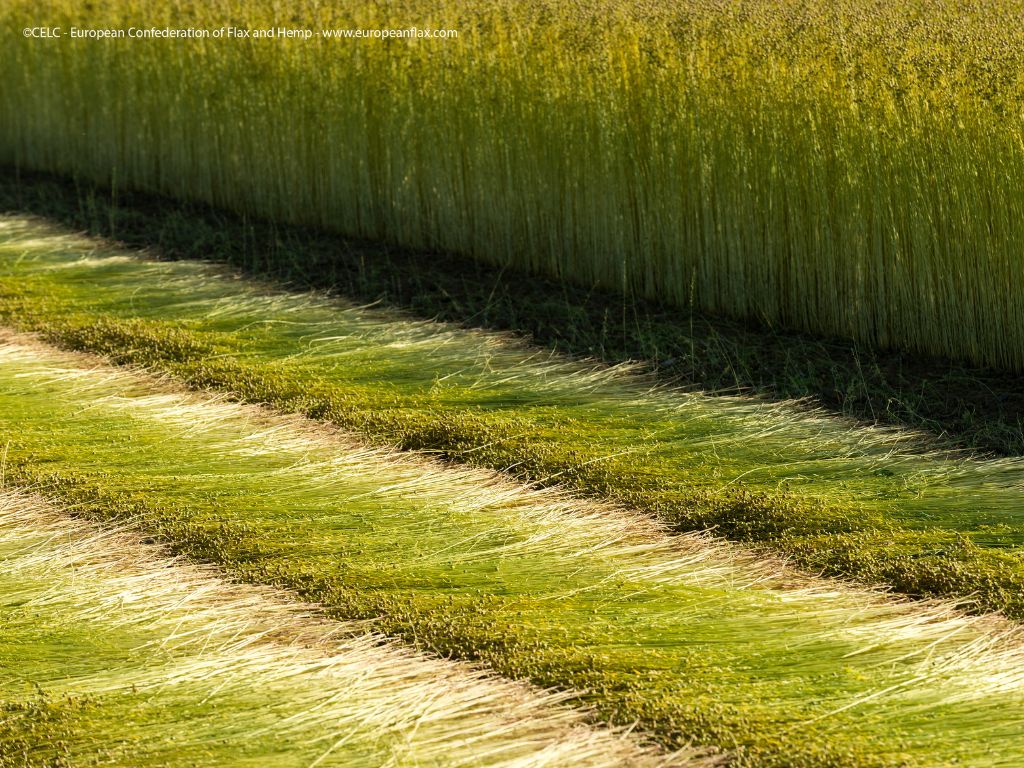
[1,2,1023,767]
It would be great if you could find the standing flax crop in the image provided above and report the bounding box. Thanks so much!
[2,0,1024,368]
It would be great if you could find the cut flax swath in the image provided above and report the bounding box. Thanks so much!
[2,0,1024,369]
[2,337,1024,766]
[5,216,1024,621]
[0,489,701,768]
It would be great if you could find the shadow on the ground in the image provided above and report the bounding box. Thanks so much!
[2,166,1021,456]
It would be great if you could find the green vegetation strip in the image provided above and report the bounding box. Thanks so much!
[7,169,1024,459]
[3,217,1024,618]
[0,491,690,768]
[3,338,1024,767]
[5,0,1024,370]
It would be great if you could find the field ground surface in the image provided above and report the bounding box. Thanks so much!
[2,338,1024,767]
[0,491,694,768]
[3,215,1024,621]
[4,169,1023,459]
